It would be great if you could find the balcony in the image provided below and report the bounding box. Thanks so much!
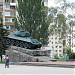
[5,9,16,12]
[10,3,16,6]
[5,22,14,25]
[0,8,3,11]
[5,16,15,18]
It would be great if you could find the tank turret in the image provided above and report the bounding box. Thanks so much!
[14,30,30,37]
[5,30,42,49]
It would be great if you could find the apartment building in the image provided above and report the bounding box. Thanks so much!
[72,27,75,53]
[0,0,48,30]
[66,26,75,53]
[48,34,63,58]
[0,0,16,30]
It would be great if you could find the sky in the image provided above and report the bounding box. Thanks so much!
[48,0,75,7]
[48,0,75,16]
[66,0,75,3]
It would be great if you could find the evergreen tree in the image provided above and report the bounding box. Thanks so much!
[14,0,49,45]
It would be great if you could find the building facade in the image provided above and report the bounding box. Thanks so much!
[66,26,75,53]
[48,34,63,58]
[44,0,48,6]
[0,0,48,30]
[0,0,16,30]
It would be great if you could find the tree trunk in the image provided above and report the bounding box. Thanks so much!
[0,55,2,62]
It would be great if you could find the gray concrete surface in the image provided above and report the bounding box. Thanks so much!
[0,64,74,74]
[10,61,75,68]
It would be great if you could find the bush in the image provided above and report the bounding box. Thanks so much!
[66,45,75,59]
[69,53,75,59]
[54,54,59,59]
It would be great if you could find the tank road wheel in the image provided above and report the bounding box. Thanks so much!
[11,40,14,46]
[27,43,32,49]
[19,42,24,48]
[23,43,28,49]
[6,39,10,45]
[15,41,19,47]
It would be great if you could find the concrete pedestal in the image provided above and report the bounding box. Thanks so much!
[5,46,51,62]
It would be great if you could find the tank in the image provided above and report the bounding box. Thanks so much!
[5,30,42,49]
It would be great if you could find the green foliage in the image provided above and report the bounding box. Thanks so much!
[0,27,9,55]
[54,54,59,59]
[0,12,9,56]
[69,53,75,59]
[66,45,71,55]
[66,45,75,59]
[49,9,68,37]
[14,18,19,30]
[14,0,49,45]
[0,61,5,64]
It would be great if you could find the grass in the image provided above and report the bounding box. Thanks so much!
[0,61,5,64]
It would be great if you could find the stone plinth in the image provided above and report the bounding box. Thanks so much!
[6,46,51,62]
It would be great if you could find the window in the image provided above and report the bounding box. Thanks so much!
[12,18,15,22]
[5,0,10,3]
[10,12,16,16]
[55,42,57,44]
[5,5,10,9]
[74,45,75,47]
[59,46,62,48]
[56,46,58,48]
[5,18,10,22]
[55,37,57,39]
[59,50,62,52]
[11,0,15,3]
[52,46,53,48]
[5,12,10,16]
[52,42,53,44]
[51,37,53,39]
[10,6,15,9]
[56,50,57,52]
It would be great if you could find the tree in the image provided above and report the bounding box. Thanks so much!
[14,0,49,45]
[0,13,9,62]
[48,7,68,38]
[56,14,68,38]
[0,12,3,27]
[48,6,69,55]
[54,54,59,59]
[66,45,71,55]
[66,45,75,59]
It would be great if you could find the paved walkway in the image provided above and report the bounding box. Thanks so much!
[0,64,74,74]
[11,61,75,68]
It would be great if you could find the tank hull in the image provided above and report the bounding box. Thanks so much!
[5,37,42,49]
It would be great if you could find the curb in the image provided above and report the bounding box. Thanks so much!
[10,62,75,68]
